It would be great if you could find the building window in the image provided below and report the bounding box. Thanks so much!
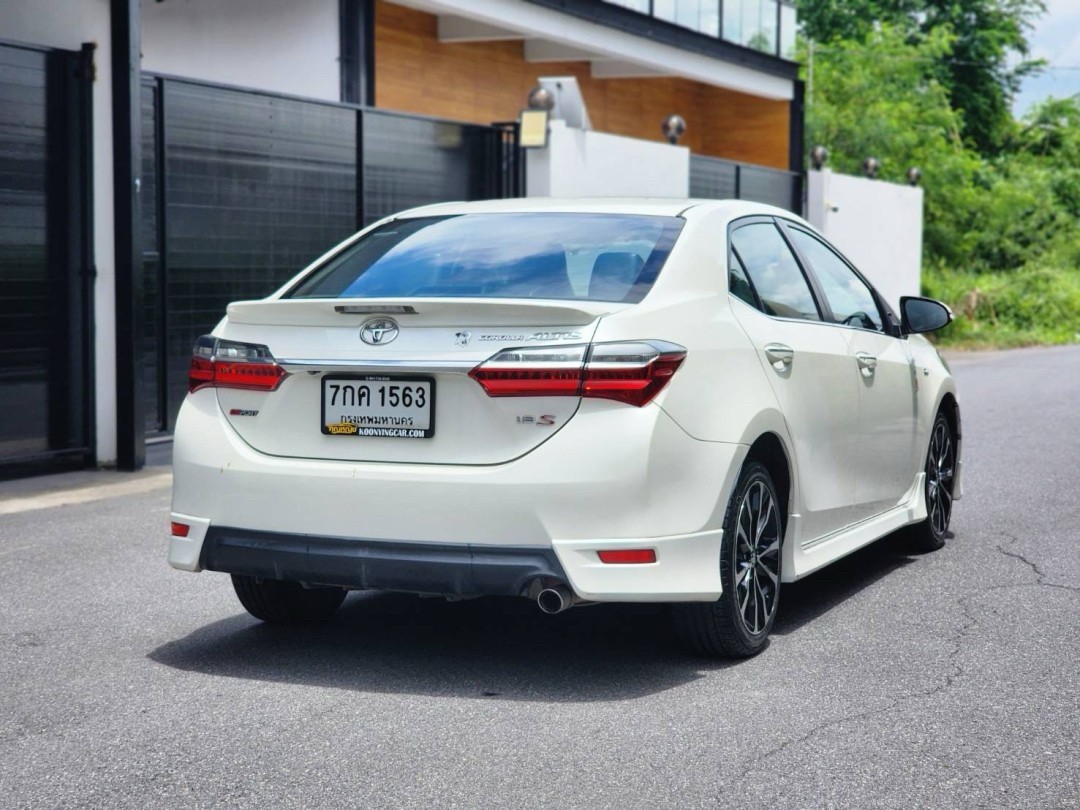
[600,0,797,61]
[654,0,721,37]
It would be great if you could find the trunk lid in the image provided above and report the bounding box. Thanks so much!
[215,298,622,464]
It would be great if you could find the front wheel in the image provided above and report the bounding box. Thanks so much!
[231,575,346,624]
[673,461,783,658]
[908,411,956,553]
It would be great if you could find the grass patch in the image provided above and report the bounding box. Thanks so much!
[922,264,1080,349]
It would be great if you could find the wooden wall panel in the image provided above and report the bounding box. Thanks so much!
[374,1,790,170]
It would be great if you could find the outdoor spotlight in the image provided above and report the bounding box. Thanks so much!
[809,145,829,169]
[527,86,556,112]
[906,167,923,186]
[661,114,686,145]
[862,157,880,179]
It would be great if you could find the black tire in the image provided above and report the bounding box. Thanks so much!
[231,574,346,624]
[673,461,783,658]
[907,411,956,553]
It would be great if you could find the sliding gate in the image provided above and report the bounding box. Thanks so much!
[140,77,522,433]
[0,42,93,476]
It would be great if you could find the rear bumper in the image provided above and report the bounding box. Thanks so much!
[200,526,566,597]
[176,523,724,602]
[170,390,744,601]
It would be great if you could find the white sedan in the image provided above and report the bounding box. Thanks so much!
[169,198,961,657]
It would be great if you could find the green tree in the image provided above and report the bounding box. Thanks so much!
[798,0,1046,154]
[804,25,1071,271]
[922,0,1046,154]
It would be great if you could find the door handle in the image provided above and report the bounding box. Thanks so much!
[764,343,794,371]
[855,352,877,378]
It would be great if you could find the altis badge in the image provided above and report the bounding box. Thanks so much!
[479,331,582,342]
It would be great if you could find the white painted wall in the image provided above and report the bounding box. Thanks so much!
[0,0,118,464]
[806,169,924,312]
[140,0,339,101]
[526,120,690,198]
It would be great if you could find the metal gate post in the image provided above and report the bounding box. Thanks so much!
[112,0,144,470]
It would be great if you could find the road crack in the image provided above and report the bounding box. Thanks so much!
[728,534,1079,790]
[996,531,1080,593]
[728,591,980,788]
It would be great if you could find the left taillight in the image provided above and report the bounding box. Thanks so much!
[188,335,287,394]
[469,340,686,408]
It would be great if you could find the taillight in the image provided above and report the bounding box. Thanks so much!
[469,341,685,407]
[468,345,588,397]
[583,342,686,407]
[188,336,287,394]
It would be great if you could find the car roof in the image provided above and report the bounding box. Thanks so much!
[393,197,797,221]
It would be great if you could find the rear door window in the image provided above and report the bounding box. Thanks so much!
[288,213,684,303]
[730,222,821,321]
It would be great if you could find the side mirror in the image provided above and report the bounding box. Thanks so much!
[900,296,952,334]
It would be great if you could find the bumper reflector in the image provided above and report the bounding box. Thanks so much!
[171,521,191,538]
[597,549,657,564]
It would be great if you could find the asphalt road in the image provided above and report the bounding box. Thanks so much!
[1,346,1078,808]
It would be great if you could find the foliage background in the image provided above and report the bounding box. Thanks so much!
[800,0,1079,347]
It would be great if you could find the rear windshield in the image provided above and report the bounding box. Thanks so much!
[287,213,684,303]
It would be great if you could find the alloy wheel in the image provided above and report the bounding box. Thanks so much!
[733,479,782,636]
[926,419,955,537]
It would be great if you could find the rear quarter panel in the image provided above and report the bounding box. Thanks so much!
[591,207,784,448]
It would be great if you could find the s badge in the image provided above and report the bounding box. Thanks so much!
[516,415,556,426]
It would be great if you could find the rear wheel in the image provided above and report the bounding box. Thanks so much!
[231,575,346,624]
[674,461,783,658]
[908,411,956,553]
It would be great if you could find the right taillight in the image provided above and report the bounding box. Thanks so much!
[188,335,287,394]
[582,341,686,407]
[469,340,685,408]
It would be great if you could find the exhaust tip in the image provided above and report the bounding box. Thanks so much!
[537,586,571,615]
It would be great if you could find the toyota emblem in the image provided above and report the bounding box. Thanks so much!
[360,317,399,346]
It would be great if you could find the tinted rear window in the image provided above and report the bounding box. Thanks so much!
[287,213,684,303]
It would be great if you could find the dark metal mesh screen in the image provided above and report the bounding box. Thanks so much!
[362,111,499,225]
[689,155,738,200]
[690,154,802,213]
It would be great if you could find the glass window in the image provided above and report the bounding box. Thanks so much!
[730,223,820,321]
[788,228,883,331]
[654,0,721,36]
[780,3,797,60]
[288,213,685,304]
[724,0,778,53]
[728,247,759,308]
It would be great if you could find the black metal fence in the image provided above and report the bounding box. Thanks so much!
[140,76,522,431]
[689,154,803,214]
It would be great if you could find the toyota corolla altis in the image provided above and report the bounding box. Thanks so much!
[169,198,961,657]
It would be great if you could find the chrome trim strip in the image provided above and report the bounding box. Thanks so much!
[277,358,476,374]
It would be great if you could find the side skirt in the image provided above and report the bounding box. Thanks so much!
[787,473,927,581]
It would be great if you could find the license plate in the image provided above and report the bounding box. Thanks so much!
[321,376,435,439]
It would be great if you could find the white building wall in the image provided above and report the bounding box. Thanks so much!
[526,120,690,198]
[139,0,340,101]
[806,169,924,312]
[0,0,118,463]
